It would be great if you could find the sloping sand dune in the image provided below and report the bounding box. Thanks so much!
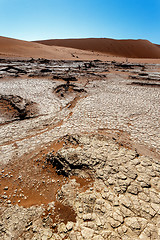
[0,36,160,62]
[0,36,114,60]
[35,38,160,59]
[0,36,95,60]
[0,36,71,59]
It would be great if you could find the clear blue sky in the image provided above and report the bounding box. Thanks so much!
[0,0,160,44]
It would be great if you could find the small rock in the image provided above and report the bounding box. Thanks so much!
[58,223,67,233]
[83,213,92,221]
[2,195,7,199]
[81,227,94,239]
[117,173,127,180]
[32,227,37,233]
[110,218,121,228]
[125,217,141,231]
[127,183,141,195]
[66,221,74,231]
[43,228,52,238]
[112,211,123,223]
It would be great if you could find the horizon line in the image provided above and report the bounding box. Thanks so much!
[1,35,159,45]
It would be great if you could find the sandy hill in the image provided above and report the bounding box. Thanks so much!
[35,38,160,59]
[0,36,95,60]
[0,36,73,59]
[0,36,160,61]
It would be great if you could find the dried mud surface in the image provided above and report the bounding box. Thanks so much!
[0,59,160,240]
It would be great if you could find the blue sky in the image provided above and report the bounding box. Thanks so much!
[0,0,160,43]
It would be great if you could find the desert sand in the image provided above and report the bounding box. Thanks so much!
[0,36,160,240]
[35,37,160,59]
[0,36,160,64]
[0,36,100,60]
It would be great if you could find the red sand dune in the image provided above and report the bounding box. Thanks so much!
[0,36,85,59]
[0,36,67,59]
[0,36,114,61]
[0,36,160,62]
[35,38,160,59]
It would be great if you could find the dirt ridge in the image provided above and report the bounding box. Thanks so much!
[35,38,160,58]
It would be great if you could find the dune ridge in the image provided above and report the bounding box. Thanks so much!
[0,36,160,60]
[0,36,87,60]
[35,38,160,59]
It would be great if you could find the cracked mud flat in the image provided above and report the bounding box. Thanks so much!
[0,59,160,240]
